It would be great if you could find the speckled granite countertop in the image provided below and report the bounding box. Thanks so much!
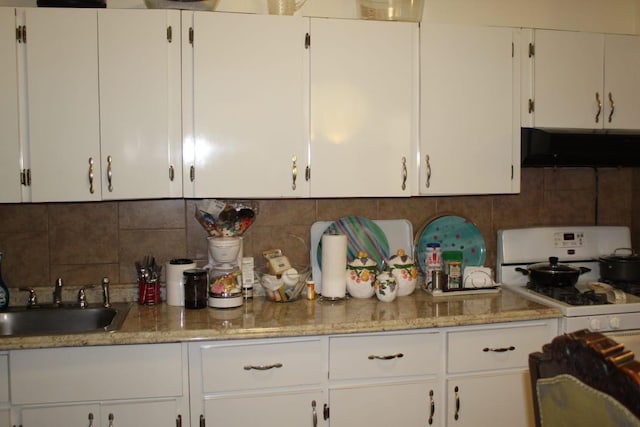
[0,288,560,350]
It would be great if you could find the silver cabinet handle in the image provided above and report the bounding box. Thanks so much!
[428,390,435,425]
[483,345,515,353]
[312,400,317,427]
[88,157,95,194]
[368,352,404,360]
[190,165,195,182]
[292,155,298,190]
[107,155,113,192]
[243,362,283,371]
[88,412,94,427]
[169,165,175,181]
[454,386,461,420]
[595,92,602,123]
[608,92,615,123]
[425,154,431,189]
[401,156,407,190]
[108,413,114,427]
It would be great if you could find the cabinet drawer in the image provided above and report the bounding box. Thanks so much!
[329,332,440,380]
[199,339,322,393]
[447,322,553,373]
[10,343,183,404]
[0,355,8,403]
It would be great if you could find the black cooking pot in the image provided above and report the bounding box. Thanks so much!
[599,248,640,282]
[516,256,591,287]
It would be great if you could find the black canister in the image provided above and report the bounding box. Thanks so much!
[183,268,208,309]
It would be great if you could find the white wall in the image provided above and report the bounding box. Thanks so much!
[1,0,638,34]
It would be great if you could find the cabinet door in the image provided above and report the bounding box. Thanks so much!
[529,29,604,129]
[603,34,640,130]
[98,9,182,200]
[330,381,440,427]
[309,19,417,197]
[202,391,323,427]
[0,409,9,427]
[420,23,518,195]
[20,8,101,202]
[101,400,181,427]
[447,371,534,427]
[0,8,21,203]
[184,12,308,198]
[20,404,99,427]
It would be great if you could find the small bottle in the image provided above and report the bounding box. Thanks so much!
[0,252,9,311]
[425,243,442,290]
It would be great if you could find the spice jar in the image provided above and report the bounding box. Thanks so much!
[183,269,208,309]
[443,251,463,290]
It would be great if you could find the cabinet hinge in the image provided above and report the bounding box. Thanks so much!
[305,165,311,182]
[167,25,172,43]
[20,169,31,186]
[305,32,310,49]
[16,25,26,43]
[528,98,535,114]
[528,42,535,58]
[323,403,329,420]
[189,27,194,45]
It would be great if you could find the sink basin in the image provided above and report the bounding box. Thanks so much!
[0,303,131,336]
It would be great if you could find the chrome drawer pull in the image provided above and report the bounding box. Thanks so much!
[483,346,515,353]
[243,362,283,371]
[368,352,404,360]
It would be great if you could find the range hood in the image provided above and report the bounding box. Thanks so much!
[521,128,640,167]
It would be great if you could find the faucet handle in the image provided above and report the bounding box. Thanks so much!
[53,277,63,305]
[19,287,38,308]
[102,277,111,308]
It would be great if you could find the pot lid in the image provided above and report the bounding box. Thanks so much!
[600,248,640,262]
[529,257,580,274]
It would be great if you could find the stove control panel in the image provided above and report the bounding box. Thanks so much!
[553,231,585,249]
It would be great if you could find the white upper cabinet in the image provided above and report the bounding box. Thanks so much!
[420,23,520,196]
[18,8,101,202]
[523,29,640,130]
[98,9,182,200]
[309,18,417,197]
[0,8,21,203]
[182,12,309,198]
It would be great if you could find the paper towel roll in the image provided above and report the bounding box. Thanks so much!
[321,234,347,299]
[166,258,197,306]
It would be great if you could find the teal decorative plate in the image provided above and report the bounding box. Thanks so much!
[415,215,486,274]
[318,216,390,269]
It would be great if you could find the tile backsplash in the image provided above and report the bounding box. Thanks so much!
[1,168,639,298]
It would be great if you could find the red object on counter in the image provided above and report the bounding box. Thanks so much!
[138,279,160,305]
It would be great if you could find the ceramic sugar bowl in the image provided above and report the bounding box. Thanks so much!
[374,271,398,302]
[388,249,418,297]
[346,251,377,299]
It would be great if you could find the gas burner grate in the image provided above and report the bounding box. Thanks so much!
[526,283,609,306]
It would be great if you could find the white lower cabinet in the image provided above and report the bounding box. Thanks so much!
[0,409,9,427]
[9,344,187,427]
[189,338,324,427]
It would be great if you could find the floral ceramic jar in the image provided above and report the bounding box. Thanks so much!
[374,271,398,302]
[388,249,418,296]
[346,251,377,298]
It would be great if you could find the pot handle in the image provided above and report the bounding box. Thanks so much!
[515,267,530,276]
[613,248,635,257]
[578,267,591,275]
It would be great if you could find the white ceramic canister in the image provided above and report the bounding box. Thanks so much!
[166,258,197,306]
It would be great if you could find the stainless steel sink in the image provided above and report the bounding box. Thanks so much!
[0,303,131,336]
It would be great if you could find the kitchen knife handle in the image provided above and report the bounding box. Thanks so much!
[595,92,602,123]
[88,157,95,194]
[401,156,407,190]
[368,352,404,360]
[608,92,615,123]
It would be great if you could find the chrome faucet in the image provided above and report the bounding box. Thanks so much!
[20,287,38,308]
[53,278,63,306]
[77,287,88,308]
[102,277,111,308]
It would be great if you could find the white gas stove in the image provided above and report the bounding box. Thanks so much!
[496,226,640,344]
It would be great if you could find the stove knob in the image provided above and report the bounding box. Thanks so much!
[609,317,622,330]
[589,318,602,331]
